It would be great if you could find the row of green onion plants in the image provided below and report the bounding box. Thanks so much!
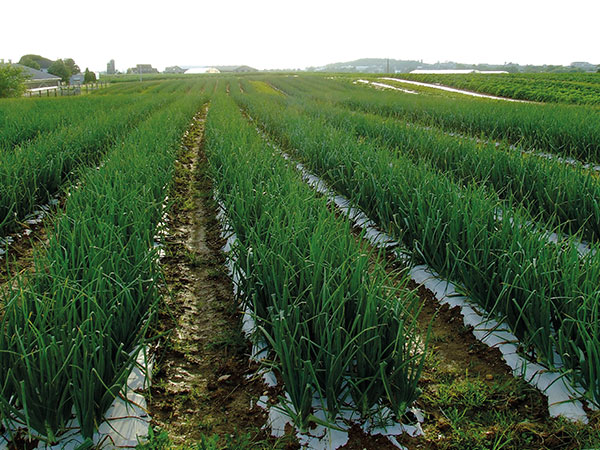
[269,75,600,164]
[234,88,600,407]
[94,79,205,96]
[205,92,426,430]
[262,87,600,243]
[0,94,175,236]
[93,81,164,95]
[0,95,139,153]
[0,91,206,443]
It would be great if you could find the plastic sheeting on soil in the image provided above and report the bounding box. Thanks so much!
[214,191,424,449]
[525,149,600,173]
[277,148,593,424]
[355,79,418,95]
[408,266,591,422]
[0,191,171,448]
[0,198,59,260]
[0,348,153,450]
[350,83,600,173]
[379,77,531,102]
[257,394,422,450]
[412,122,600,174]
[493,208,595,257]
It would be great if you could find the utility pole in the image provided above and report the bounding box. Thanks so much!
[139,65,142,82]
[386,58,390,73]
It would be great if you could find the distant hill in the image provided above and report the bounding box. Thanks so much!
[182,65,258,73]
[19,54,54,71]
[215,65,258,73]
[306,58,599,74]
[309,58,421,73]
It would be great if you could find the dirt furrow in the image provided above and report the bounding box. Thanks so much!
[146,107,288,448]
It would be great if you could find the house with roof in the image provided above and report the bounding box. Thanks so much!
[127,64,159,74]
[570,62,597,72]
[14,64,62,90]
[70,72,85,85]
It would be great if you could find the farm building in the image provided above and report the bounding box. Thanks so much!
[14,64,62,89]
[69,72,85,85]
[570,61,597,71]
[127,64,159,74]
[186,67,220,74]
[164,66,186,74]
[211,65,258,73]
[107,59,116,74]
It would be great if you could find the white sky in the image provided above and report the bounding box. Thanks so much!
[2,0,599,72]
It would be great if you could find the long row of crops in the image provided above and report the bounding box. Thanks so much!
[234,82,600,406]
[2,72,598,446]
[0,92,190,236]
[93,79,205,96]
[0,87,206,443]
[205,91,426,428]
[270,75,600,164]
[264,86,600,242]
[0,96,144,153]
[394,73,600,105]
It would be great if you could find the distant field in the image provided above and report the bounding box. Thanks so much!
[393,72,600,105]
[99,72,194,83]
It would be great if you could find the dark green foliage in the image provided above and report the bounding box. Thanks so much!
[283,94,600,242]
[18,54,53,70]
[84,68,96,83]
[0,64,29,98]
[273,75,600,164]
[48,59,71,83]
[64,58,80,76]
[18,56,40,70]
[0,94,173,235]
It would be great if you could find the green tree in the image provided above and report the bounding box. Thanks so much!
[83,68,96,83]
[18,54,53,70]
[19,55,41,70]
[0,64,29,98]
[64,58,80,75]
[48,59,71,83]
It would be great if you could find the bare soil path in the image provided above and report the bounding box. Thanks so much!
[146,107,289,448]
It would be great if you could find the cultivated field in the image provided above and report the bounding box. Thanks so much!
[385,73,600,105]
[0,73,599,450]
